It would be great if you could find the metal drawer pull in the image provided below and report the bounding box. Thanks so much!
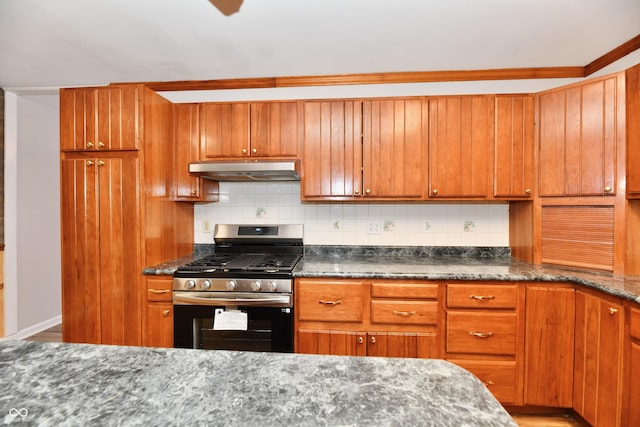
[148,289,170,294]
[162,310,170,316]
[318,300,342,306]
[609,307,618,315]
[470,295,495,300]
[484,380,495,387]
[392,310,417,317]
[469,331,494,338]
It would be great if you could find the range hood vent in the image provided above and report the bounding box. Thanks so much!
[189,159,300,182]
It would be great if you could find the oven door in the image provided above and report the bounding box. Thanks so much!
[173,303,293,353]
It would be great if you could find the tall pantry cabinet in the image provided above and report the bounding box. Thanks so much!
[60,85,193,345]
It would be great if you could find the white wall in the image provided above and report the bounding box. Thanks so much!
[195,182,509,247]
[2,92,61,339]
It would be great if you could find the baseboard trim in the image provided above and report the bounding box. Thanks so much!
[0,315,62,342]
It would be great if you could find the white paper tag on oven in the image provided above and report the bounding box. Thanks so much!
[213,308,248,331]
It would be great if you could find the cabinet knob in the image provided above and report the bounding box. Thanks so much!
[608,307,618,315]
[98,142,105,148]
[604,186,613,193]
[354,189,360,195]
[190,190,197,196]
[432,189,438,196]
[365,189,371,195]
[252,148,257,154]
[525,189,531,195]
[97,160,105,166]
[358,337,364,344]
[484,380,495,387]
[87,142,94,148]
[162,309,170,316]
[370,336,376,344]
[241,148,247,154]
[86,160,95,166]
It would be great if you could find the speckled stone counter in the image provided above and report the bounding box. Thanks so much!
[143,246,640,304]
[0,340,515,426]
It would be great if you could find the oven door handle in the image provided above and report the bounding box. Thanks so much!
[173,293,292,307]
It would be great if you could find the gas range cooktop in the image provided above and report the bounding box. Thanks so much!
[174,253,302,276]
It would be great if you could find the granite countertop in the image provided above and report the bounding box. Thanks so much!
[143,246,640,304]
[0,340,515,426]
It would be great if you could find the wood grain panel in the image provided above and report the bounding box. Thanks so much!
[447,283,518,309]
[541,206,614,271]
[446,311,517,355]
[449,359,518,404]
[296,279,364,322]
[250,101,301,157]
[371,300,438,325]
[627,63,640,197]
[370,282,438,299]
[200,103,250,158]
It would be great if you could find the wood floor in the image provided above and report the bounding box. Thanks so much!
[24,325,583,427]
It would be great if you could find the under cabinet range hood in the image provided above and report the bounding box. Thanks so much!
[189,159,300,182]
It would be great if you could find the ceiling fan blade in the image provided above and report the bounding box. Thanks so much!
[209,0,243,16]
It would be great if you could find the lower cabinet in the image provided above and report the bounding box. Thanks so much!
[573,290,624,427]
[295,278,442,359]
[143,276,174,348]
[444,282,524,406]
[627,305,640,426]
[523,285,575,408]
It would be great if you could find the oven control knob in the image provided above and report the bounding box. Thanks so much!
[266,281,278,292]
[251,280,262,292]
[185,280,196,290]
[226,280,237,291]
[201,280,212,290]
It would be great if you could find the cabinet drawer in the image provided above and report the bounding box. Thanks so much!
[446,312,517,355]
[371,282,439,299]
[371,301,438,326]
[447,283,517,309]
[448,360,518,404]
[146,277,173,302]
[297,281,363,322]
[631,306,640,340]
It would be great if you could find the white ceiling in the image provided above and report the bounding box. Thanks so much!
[1,0,639,90]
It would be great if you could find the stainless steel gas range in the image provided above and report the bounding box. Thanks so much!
[173,224,303,352]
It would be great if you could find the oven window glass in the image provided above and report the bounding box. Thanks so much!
[174,305,293,353]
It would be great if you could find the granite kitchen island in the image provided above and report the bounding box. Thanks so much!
[0,340,515,426]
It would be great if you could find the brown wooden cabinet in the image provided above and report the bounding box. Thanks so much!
[573,290,625,427]
[301,98,427,201]
[143,276,173,348]
[295,278,441,359]
[626,305,640,426]
[60,86,138,151]
[538,73,622,197]
[173,103,218,202]
[445,282,524,405]
[523,285,575,408]
[494,95,535,198]
[626,63,640,198]
[60,85,193,346]
[428,96,494,198]
[199,101,301,159]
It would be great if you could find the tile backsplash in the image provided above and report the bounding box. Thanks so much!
[194,182,509,246]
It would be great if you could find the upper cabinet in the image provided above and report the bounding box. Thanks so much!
[626,63,640,198]
[60,86,138,152]
[428,96,494,198]
[199,101,301,159]
[301,98,427,200]
[538,73,622,197]
[494,95,535,199]
[173,103,219,202]
[301,100,363,199]
[362,98,427,199]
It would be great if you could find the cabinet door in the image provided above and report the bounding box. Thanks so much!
[250,101,301,157]
[366,332,438,358]
[200,103,250,158]
[524,286,575,407]
[628,340,640,426]
[627,64,640,197]
[301,100,363,199]
[296,279,364,322]
[573,291,624,426]
[494,95,534,198]
[60,158,101,344]
[297,330,366,356]
[60,156,142,345]
[538,74,619,197]
[428,96,493,198]
[60,87,138,151]
[144,303,173,348]
[362,98,426,198]
[173,103,218,202]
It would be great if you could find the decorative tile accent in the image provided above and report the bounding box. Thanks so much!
[256,207,266,219]
[464,220,475,232]
[383,220,395,232]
